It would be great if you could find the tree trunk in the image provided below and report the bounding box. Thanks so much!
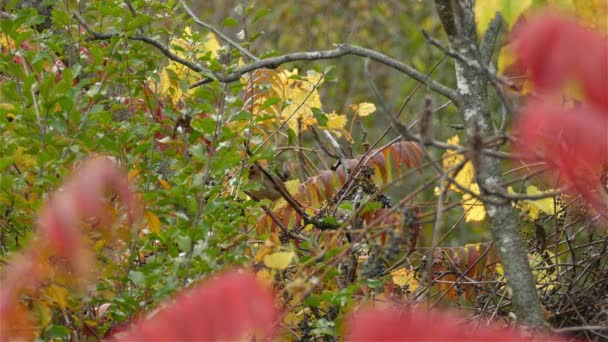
[433,0,546,328]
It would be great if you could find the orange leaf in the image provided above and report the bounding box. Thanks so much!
[144,211,161,234]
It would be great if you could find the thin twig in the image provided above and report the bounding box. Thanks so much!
[178,0,259,61]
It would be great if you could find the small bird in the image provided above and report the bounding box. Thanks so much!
[246,162,285,201]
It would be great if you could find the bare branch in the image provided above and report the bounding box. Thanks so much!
[74,11,459,104]
[193,44,461,104]
[73,12,207,74]
[480,13,503,66]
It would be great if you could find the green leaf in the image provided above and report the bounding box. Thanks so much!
[304,295,321,307]
[253,8,272,23]
[0,174,14,191]
[189,144,209,161]
[363,278,384,289]
[222,17,239,27]
[176,234,192,252]
[287,127,296,145]
[0,157,15,172]
[312,108,328,126]
[46,325,71,339]
[310,319,335,337]
[322,216,339,226]
[129,271,146,287]
[360,202,382,216]
[259,97,281,111]
[126,15,153,31]
[52,9,70,26]
[231,110,252,121]
[338,201,353,211]
[191,117,216,135]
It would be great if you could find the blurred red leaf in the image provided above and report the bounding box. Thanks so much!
[514,13,608,212]
[0,157,140,340]
[514,14,608,108]
[113,270,278,341]
[346,308,555,341]
[517,101,608,207]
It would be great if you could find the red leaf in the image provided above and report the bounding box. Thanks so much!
[0,157,141,340]
[114,270,278,341]
[513,13,608,212]
[514,13,608,110]
[346,308,555,341]
[516,101,608,208]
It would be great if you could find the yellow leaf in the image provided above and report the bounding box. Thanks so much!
[442,137,475,193]
[93,240,106,253]
[529,250,558,291]
[285,179,301,196]
[475,0,533,36]
[0,32,17,51]
[34,302,53,328]
[0,103,15,110]
[496,250,558,291]
[573,0,608,35]
[286,277,308,297]
[461,191,487,222]
[452,162,476,193]
[239,68,326,134]
[256,269,274,288]
[273,179,300,210]
[200,32,221,59]
[254,239,277,262]
[390,267,419,292]
[508,185,560,220]
[263,251,295,270]
[442,135,465,171]
[497,43,517,75]
[13,146,36,170]
[158,179,171,190]
[46,284,69,309]
[326,111,347,130]
[128,169,141,182]
[441,136,486,222]
[152,29,222,105]
[144,211,161,234]
[351,102,376,117]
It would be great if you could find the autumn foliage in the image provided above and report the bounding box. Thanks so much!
[514,13,608,212]
[0,156,546,341]
[2,2,608,341]
[0,158,141,340]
